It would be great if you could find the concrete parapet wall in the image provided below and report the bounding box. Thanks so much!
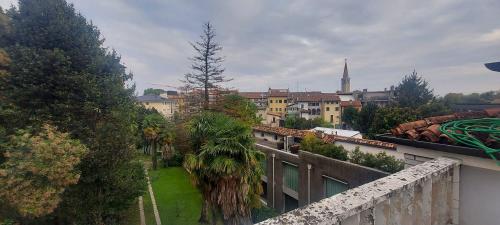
[257,157,460,225]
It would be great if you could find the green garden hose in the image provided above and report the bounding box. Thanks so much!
[439,118,500,164]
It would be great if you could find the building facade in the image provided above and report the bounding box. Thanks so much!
[267,89,289,116]
[137,94,179,118]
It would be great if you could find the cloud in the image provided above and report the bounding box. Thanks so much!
[1,0,499,95]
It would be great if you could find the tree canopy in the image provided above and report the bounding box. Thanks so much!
[184,112,263,225]
[0,0,146,223]
[143,88,167,96]
[395,70,434,108]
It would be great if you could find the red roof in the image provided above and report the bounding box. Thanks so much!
[268,89,289,97]
[289,92,340,102]
[238,92,267,99]
[340,100,362,107]
[391,108,500,145]
[253,125,396,150]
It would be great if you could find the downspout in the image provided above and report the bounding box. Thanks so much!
[272,153,276,208]
[307,164,312,204]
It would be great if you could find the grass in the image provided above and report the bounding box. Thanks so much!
[149,167,202,225]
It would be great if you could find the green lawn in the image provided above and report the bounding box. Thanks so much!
[149,167,202,225]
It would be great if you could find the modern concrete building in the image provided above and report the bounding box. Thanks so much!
[257,108,500,225]
[253,125,391,213]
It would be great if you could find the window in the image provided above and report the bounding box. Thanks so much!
[279,100,282,103]
[330,115,333,122]
[301,104,304,109]
[323,176,348,198]
[284,100,287,103]
[279,108,282,112]
[270,100,273,103]
[276,108,279,111]
[274,134,278,140]
[270,108,273,111]
[335,107,339,111]
[326,107,330,111]
[260,132,264,137]
[283,163,298,192]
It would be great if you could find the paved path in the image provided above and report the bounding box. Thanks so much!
[138,196,146,225]
[145,168,162,225]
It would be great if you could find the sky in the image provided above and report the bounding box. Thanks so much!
[1,0,499,96]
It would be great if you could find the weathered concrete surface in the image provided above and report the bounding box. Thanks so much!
[257,157,460,225]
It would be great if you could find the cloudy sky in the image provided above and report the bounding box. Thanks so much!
[1,0,499,95]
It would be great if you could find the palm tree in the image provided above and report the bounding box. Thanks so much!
[143,126,159,169]
[184,112,264,225]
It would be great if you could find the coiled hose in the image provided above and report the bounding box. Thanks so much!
[439,118,500,164]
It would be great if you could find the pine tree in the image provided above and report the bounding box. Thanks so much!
[395,70,434,108]
[184,22,232,109]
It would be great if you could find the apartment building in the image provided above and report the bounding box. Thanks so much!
[267,88,289,115]
[137,94,178,118]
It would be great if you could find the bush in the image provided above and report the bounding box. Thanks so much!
[348,147,404,173]
[165,153,184,167]
[318,144,349,161]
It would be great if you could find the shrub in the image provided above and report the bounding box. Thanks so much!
[348,147,404,173]
[318,144,349,161]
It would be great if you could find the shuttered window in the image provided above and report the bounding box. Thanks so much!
[324,177,348,198]
[283,163,298,192]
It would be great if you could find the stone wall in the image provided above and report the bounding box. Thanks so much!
[257,157,460,225]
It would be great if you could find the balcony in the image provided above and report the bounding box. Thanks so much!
[257,157,460,225]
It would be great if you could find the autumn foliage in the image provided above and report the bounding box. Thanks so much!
[0,125,87,217]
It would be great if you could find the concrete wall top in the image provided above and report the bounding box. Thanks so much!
[257,157,460,225]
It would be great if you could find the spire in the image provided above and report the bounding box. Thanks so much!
[343,58,349,78]
[341,58,350,93]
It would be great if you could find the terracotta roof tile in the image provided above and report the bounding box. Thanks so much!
[253,125,396,150]
[340,100,362,107]
[238,92,267,99]
[391,108,500,146]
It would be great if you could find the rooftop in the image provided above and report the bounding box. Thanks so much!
[340,100,362,107]
[311,127,361,138]
[137,94,174,103]
[238,91,267,99]
[253,125,396,150]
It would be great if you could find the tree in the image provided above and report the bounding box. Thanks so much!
[142,113,174,169]
[417,101,451,118]
[213,94,260,125]
[2,1,146,223]
[0,125,87,219]
[356,103,378,134]
[369,107,417,136]
[341,106,359,129]
[183,22,232,109]
[143,88,166,96]
[395,70,434,108]
[184,112,263,225]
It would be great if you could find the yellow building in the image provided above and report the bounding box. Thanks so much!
[320,94,342,127]
[267,88,289,116]
[137,94,179,118]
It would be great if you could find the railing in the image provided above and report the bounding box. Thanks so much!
[257,157,460,225]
